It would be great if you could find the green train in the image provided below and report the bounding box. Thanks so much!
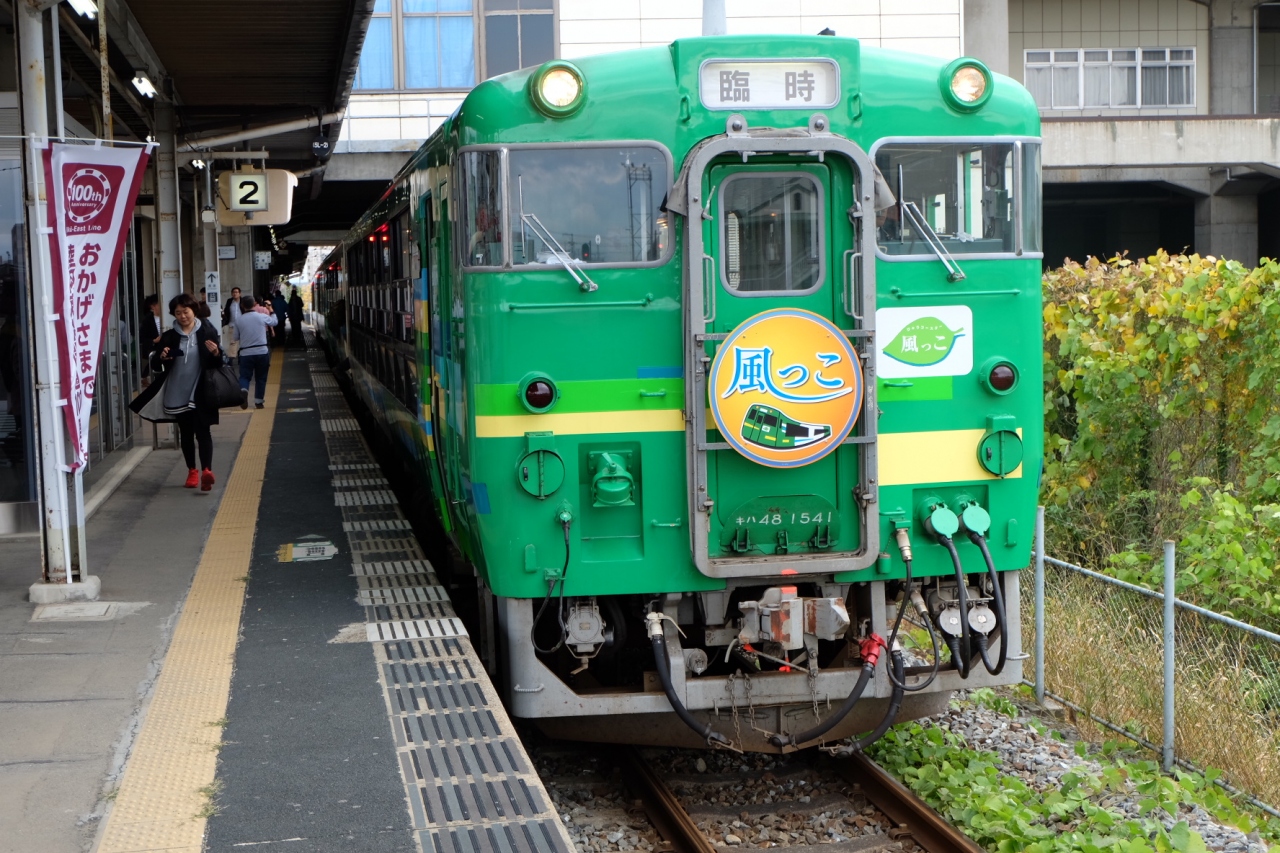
[740,404,832,450]
[315,34,1042,753]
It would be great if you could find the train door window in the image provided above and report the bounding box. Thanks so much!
[874,141,1043,257]
[718,173,823,293]
[459,151,503,267]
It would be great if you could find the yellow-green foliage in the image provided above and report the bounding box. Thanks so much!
[1043,252,1280,628]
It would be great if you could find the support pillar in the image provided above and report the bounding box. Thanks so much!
[1209,0,1257,115]
[18,1,98,601]
[1195,170,1260,264]
[963,0,1009,76]
[156,102,181,309]
[702,0,725,36]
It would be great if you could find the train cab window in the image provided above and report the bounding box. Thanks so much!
[874,141,1043,256]
[720,173,823,293]
[508,145,670,267]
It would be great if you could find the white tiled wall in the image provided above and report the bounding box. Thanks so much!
[559,0,962,60]
[339,1,961,153]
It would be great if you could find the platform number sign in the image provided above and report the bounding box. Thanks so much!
[229,173,268,212]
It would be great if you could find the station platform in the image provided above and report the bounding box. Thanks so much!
[0,345,574,853]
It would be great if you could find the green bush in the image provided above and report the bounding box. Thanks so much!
[1043,252,1280,629]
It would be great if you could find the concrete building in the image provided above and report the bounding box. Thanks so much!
[317,1,971,243]
[965,0,1280,266]
[325,0,1280,267]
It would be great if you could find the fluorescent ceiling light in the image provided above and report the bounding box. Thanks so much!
[66,0,98,19]
[132,71,157,98]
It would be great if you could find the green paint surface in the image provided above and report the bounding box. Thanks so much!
[475,378,685,416]
[878,376,954,402]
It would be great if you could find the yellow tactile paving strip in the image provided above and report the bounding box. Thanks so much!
[96,352,283,853]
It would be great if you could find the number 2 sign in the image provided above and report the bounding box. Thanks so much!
[229,173,268,212]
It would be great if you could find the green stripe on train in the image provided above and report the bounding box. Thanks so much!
[474,378,685,416]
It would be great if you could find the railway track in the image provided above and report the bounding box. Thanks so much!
[610,747,981,853]
[529,733,982,853]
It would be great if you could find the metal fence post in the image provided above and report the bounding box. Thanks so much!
[1034,506,1045,705]
[1162,540,1176,773]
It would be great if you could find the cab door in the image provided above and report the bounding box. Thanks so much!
[684,137,878,578]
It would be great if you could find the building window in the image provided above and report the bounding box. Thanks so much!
[353,0,554,92]
[484,0,554,79]
[1024,48,1193,110]
[404,0,476,89]
[354,0,394,90]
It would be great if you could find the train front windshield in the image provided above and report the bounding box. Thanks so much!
[875,141,1042,256]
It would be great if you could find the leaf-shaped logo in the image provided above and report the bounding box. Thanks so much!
[883,318,965,367]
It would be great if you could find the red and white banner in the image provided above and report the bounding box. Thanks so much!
[43,142,151,471]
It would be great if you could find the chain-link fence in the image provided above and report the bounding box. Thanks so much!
[1024,509,1280,813]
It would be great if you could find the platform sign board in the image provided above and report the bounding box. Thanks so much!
[43,141,152,471]
[204,270,220,306]
[217,244,236,260]
[228,172,268,211]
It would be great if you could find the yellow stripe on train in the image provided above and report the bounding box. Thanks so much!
[473,414,1023,486]
[475,409,686,438]
[879,428,1024,486]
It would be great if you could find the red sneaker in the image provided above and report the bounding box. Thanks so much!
[184,468,199,488]
[200,468,215,492]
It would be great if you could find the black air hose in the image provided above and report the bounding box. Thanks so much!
[646,614,732,747]
[831,649,906,756]
[940,536,972,678]
[884,556,940,692]
[967,531,1008,676]
[768,635,883,748]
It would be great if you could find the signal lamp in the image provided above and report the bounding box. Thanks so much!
[519,374,559,413]
[980,357,1018,395]
[940,58,993,112]
[529,61,586,118]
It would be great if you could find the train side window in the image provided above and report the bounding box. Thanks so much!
[460,151,503,267]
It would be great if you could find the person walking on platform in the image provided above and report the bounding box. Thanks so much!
[234,294,277,409]
[129,293,224,492]
[287,286,304,346]
[270,288,288,346]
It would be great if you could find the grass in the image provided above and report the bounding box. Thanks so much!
[195,779,223,819]
[1023,566,1280,809]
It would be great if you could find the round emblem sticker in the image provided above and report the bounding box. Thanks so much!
[65,167,113,225]
[709,308,863,469]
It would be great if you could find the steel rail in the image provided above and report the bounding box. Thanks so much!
[609,746,718,853]
[830,753,985,853]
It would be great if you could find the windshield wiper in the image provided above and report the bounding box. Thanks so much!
[900,201,966,283]
[520,212,598,292]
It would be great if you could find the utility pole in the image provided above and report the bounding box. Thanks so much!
[703,0,726,36]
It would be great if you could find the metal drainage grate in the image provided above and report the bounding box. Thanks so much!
[366,618,469,642]
[332,477,391,488]
[366,601,456,621]
[359,588,447,606]
[344,519,413,532]
[320,418,362,432]
[356,574,439,591]
[353,560,435,576]
[417,820,574,853]
[335,490,399,506]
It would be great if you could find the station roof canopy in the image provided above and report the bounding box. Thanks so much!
[49,0,381,241]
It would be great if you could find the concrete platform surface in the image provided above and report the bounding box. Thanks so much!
[0,415,250,853]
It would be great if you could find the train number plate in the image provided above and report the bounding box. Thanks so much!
[699,59,840,110]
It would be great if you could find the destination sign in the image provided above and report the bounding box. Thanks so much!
[699,59,840,110]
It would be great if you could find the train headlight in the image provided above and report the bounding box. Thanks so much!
[530,61,586,118]
[940,58,993,112]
